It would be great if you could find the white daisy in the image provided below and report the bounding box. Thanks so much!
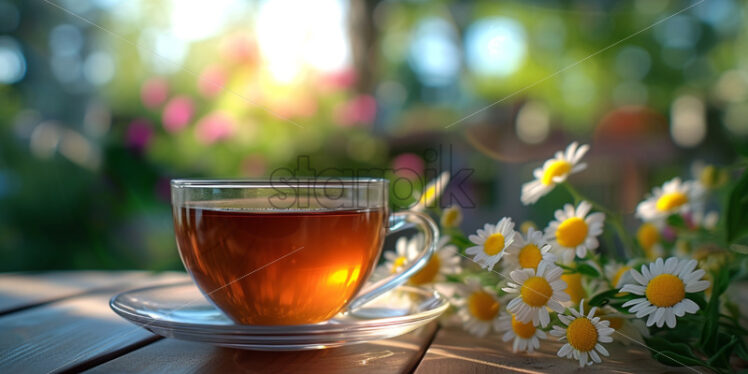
[636,178,705,223]
[620,257,710,328]
[544,201,605,263]
[604,260,636,289]
[502,260,569,327]
[521,142,589,205]
[440,205,462,228]
[454,277,503,337]
[377,234,461,286]
[497,313,547,353]
[466,217,516,271]
[550,302,614,367]
[411,171,450,211]
[503,228,555,270]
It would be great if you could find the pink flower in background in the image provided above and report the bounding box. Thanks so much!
[196,112,235,144]
[334,94,377,127]
[198,66,227,98]
[320,69,357,91]
[162,96,194,133]
[125,119,153,152]
[141,78,169,108]
[392,153,425,180]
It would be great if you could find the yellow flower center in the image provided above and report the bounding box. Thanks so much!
[655,192,688,212]
[391,256,407,274]
[555,217,588,248]
[409,254,441,285]
[646,274,685,307]
[636,223,659,250]
[511,315,536,339]
[468,291,500,321]
[483,233,505,256]
[441,207,461,228]
[520,276,553,307]
[518,244,543,269]
[612,266,631,287]
[562,273,586,305]
[542,160,572,185]
[566,317,598,352]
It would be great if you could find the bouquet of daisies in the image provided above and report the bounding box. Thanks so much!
[377,142,748,372]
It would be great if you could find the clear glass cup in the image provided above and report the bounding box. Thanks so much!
[171,178,438,325]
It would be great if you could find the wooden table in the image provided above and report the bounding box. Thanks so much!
[0,271,697,373]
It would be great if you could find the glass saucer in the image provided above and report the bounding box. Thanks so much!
[110,281,448,351]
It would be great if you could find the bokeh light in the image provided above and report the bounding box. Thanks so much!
[465,17,527,77]
[408,17,460,86]
[0,37,25,84]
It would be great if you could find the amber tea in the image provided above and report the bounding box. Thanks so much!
[175,204,386,325]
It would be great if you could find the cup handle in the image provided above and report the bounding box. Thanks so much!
[346,210,439,311]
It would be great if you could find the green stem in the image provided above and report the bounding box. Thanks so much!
[562,183,637,259]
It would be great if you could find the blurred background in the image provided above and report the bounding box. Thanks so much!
[1,0,746,271]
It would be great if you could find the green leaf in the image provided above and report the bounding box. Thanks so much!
[554,262,576,273]
[575,263,601,278]
[588,289,619,307]
[645,336,696,358]
[707,334,738,368]
[736,340,748,361]
[666,213,687,228]
[700,268,730,355]
[727,169,748,242]
[651,350,706,368]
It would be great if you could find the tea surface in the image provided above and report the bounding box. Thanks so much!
[175,205,386,325]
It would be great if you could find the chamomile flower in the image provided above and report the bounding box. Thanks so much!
[544,201,605,263]
[604,261,635,289]
[454,277,503,337]
[412,171,450,211]
[441,205,462,228]
[466,218,516,271]
[620,257,710,328]
[636,223,664,261]
[503,228,555,270]
[550,302,614,367]
[636,178,705,223]
[502,261,569,327]
[378,234,461,285]
[521,142,589,205]
[497,313,547,353]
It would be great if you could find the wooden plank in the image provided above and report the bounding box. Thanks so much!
[0,272,187,373]
[414,327,695,374]
[0,271,158,315]
[87,322,439,374]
